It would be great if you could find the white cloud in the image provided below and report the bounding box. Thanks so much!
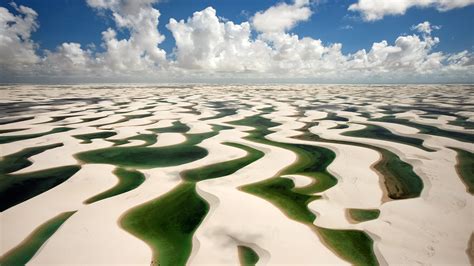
[257,32,346,75]
[349,0,474,21]
[447,50,474,66]
[87,0,167,71]
[411,21,441,35]
[339,25,353,30]
[42,43,94,75]
[0,1,472,83]
[86,0,158,15]
[347,33,442,73]
[252,0,312,33]
[167,7,272,72]
[0,3,39,74]
[24,0,168,78]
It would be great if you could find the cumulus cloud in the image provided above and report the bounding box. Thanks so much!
[0,3,39,74]
[257,32,347,76]
[348,34,442,73]
[166,3,346,77]
[42,43,94,75]
[0,1,473,83]
[167,7,272,72]
[164,5,462,81]
[86,0,167,72]
[349,0,474,21]
[347,21,444,74]
[24,0,168,79]
[252,0,312,33]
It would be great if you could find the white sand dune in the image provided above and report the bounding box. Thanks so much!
[191,130,348,265]
[1,164,118,254]
[306,113,473,265]
[0,84,472,265]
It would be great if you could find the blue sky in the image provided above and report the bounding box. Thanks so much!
[1,0,473,83]
[4,0,473,55]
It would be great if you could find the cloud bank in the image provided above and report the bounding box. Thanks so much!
[349,0,474,21]
[0,0,473,83]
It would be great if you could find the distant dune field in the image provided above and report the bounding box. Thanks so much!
[0,84,473,265]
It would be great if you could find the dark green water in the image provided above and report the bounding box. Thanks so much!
[182,142,264,182]
[347,208,381,223]
[342,124,435,152]
[120,182,208,266]
[0,116,34,125]
[0,143,63,175]
[75,143,208,169]
[0,127,73,144]
[118,124,235,265]
[76,116,108,123]
[148,121,190,133]
[231,115,338,193]
[243,177,319,223]
[295,130,423,200]
[201,108,238,121]
[0,211,76,265]
[73,131,117,144]
[330,124,349,130]
[238,245,259,266]
[108,134,158,147]
[84,168,146,204]
[37,115,80,124]
[229,115,378,266]
[317,227,378,266]
[0,128,28,134]
[371,116,474,144]
[447,116,474,129]
[451,148,474,195]
[0,165,81,211]
[320,113,349,122]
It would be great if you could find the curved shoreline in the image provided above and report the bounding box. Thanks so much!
[84,167,146,204]
[294,128,423,200]
[451,147,474,195]
[0,211,76,265]
[228,114,379,265]
[120,182,208,266]
[0,85,472,265]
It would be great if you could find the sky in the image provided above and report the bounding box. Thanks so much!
[0,0,473,83]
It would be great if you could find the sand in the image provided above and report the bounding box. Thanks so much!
[0,84,472,265]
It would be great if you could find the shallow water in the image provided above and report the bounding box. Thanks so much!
[0,84,472,265]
